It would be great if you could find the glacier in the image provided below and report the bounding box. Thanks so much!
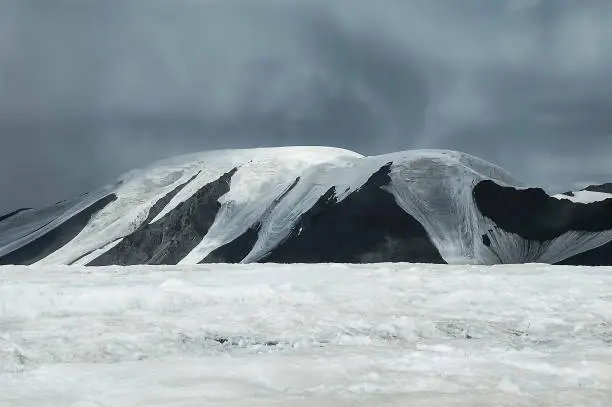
[0,146,611,266]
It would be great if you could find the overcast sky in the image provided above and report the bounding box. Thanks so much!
[1,0,612,212]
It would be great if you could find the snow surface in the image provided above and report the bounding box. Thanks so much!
[34,146,361,266]
[4,146,611,266]
[178,147,361,264]
[554,190,612,204]
[1,263,611,406]
[0,187,114,259]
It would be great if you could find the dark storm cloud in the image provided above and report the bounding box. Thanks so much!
[1,0,612,212]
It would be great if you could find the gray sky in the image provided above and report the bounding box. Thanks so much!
[1,0,612,213]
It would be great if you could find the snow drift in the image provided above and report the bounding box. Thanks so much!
[2,263,611,406]
[1,146,611,266]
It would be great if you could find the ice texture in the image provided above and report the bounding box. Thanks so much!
[1,263,611,406]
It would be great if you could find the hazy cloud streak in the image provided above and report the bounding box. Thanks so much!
[1,0,612,211]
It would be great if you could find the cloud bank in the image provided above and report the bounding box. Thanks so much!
[1,0,612,211]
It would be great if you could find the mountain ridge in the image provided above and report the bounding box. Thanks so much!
[1,146,611,266]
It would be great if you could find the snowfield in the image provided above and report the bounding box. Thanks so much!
[1,263,611,406]
[4,147,612,267]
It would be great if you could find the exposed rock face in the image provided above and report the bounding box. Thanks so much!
[556,241,612,266]
[0,147,610,266]
[91,164,444,265]
[201,227,260,264]
[144,172,201,224]
[199,177,302,264]
[584,183,612,194]
[89,169,237,266]
[259,163,445,264]
[473,180,612,241]
[0,194,117,265]
[474,180,612,265]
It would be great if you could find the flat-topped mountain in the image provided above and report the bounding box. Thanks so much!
[1,146,611,266]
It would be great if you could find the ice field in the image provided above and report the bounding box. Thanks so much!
[1,263,611,406]
[5,147,610,268]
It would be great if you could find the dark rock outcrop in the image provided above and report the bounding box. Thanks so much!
[144,172,201,224]
[88,169,237,266]
[584,183,612,194]
[556,240,612,266]
[1,148,610,266]
[201,226,260,264]
[473,180,612,241]
[559,185,612,265]
[0,194,117,265]
[258,163,445,263]
[66,173,201,265]
[200,177,301,263]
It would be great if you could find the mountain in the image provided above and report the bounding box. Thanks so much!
[1,146,611,266]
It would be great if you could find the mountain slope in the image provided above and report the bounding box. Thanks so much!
[1,146,611,265]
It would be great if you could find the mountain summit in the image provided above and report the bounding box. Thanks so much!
[1,147,611,266]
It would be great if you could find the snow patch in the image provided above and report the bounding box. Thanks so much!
[554,190,612,203]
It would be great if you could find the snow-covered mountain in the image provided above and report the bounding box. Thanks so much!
[1,146,611,266]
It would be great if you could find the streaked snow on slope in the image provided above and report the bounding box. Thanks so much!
[33,146,361,266]
[1,263,611,406]
[2,146,612,266]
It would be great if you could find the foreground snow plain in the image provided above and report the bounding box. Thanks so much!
[1,263,611,406]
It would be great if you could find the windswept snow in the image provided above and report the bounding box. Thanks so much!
[1,263,611,406]
[0,187,114,259]
[3,146,611,266]
[33,146,361,265]
[178,147,361,264]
